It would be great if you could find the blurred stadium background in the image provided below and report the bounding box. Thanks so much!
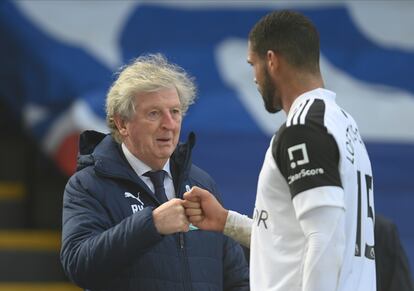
[0,0,413,289]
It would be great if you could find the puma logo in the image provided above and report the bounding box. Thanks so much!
[124,192,144,204]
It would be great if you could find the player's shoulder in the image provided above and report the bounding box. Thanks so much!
[276,98,330,144]
[284,96,352,138]
[273,98,341,163]
[286,98,327,129]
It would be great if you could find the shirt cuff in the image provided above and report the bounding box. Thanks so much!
[224,210,252,248]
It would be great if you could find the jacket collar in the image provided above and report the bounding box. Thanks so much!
[77,130,195,191]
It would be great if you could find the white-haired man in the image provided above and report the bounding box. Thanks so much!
[60,54,249,291]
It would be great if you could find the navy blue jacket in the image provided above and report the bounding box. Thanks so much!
[60,131,249,291]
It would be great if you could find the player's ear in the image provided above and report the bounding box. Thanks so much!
[266,50,279,72]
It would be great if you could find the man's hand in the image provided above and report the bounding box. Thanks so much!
[183,186,228,232]
[152,198,190,235]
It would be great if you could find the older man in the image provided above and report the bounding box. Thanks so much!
[60,54,249,291]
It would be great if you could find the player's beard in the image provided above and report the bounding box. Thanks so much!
[260,67,282,114]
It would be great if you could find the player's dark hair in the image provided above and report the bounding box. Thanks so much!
[249,10,320,74]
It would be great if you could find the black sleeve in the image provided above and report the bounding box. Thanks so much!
[375,214,414,291]
[273,124,342,198]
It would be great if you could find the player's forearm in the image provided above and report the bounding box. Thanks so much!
[223,210,252,248]
[302,232,344,290]
[300,207,345,291]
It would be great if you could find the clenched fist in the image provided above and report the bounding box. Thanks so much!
[152,198,190,235]
[183,186,228,232]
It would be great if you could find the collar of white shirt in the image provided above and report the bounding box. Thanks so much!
[121,143,173,179]
[121,143,175,200]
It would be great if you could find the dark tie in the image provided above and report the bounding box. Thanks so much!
[144,170,168,203]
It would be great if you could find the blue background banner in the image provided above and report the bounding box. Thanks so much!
[1,0,413,277]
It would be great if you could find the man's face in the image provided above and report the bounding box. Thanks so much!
[247,42,282,113]
[120,87,182,169]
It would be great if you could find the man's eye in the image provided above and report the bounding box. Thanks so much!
[171,108,182,115]
[147,110,160,120]
[170,108,182,120]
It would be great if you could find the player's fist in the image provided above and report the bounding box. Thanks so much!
[183,186,228,232]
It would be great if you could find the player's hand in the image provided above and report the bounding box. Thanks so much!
[152,198,190,235]
[182,199,203,221]
[183,186,228,232]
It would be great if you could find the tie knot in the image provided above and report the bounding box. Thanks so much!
[144,170,166,188]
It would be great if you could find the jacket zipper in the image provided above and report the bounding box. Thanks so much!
[174,135,194,291]
[177,179,192,290]
[180,232,184,249]
[177,232,193,291]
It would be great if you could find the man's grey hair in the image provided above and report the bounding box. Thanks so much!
[106,53,197,143]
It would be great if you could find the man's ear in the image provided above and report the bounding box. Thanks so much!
[113,115,128,137]
[266,50,279,73]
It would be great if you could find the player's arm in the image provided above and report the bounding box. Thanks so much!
[297,189,345,291]
[224,210,252,248]
[275,122,345,291]
[183,187,252,247]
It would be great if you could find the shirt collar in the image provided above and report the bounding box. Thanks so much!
[121,143,172,179]
[289,88,336,114]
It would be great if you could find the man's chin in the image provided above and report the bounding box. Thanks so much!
[157,147,175,158]
[265,104,282,114]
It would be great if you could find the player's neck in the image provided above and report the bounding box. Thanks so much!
[280,72,324,113]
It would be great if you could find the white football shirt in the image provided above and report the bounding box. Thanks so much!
[250,88,376,291]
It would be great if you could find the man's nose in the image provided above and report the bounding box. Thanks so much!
[161,112,177,129]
